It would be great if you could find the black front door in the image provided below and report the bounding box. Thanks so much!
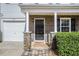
[35,20,44,40]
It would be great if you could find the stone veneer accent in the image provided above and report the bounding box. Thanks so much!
[24,32,31,50]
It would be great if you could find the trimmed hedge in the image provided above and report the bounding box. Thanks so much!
[56,32,79,56]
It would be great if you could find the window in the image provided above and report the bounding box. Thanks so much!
[60,18,71,32]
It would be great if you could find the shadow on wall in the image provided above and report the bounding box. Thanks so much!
[0,30,2,42]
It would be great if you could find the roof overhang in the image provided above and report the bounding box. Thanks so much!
[19,3,79,9]
[19,3,79,14]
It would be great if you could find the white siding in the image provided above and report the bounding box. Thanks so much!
[1,3,25,18]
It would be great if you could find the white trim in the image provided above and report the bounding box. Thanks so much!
[19,4,79,7]
[19,4,79,15]
[25,12,29,32]
[1,17,25,19]
[60,19,61,32]
[70,19,71,32]
[60,18,71,32]
[19,4,79,13]
[3,20,25,22]
[34,18,45,42]
[54,12,57,32]
[20,7,79,14]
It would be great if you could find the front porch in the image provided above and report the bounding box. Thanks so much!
[19,4,79,55]
[29,15,79,40]
[24,14,79,50]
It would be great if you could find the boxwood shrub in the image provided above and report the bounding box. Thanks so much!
[56,32,79,56]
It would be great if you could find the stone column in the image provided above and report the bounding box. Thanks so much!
[24,11,31,50]
[24,32,31,50]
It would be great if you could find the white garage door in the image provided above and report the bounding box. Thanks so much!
[3,21,25,41]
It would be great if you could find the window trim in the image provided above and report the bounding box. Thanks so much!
[60,18,71,32]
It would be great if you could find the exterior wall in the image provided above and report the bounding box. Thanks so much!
[29,15,79,34]
[75,16,79,31]
[29,15,54,34]
[1,3,24,18]
[1,3,25,42]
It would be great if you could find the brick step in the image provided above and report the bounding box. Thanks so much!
[31,42,49,49]
[22,49,56,56]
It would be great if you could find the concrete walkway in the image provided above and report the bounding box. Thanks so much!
[0,41,57,56]
[0,41,24,56]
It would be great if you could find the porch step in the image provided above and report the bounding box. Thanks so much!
[31,42,49,49]
[22,49,56,56]
[22,42,57,56]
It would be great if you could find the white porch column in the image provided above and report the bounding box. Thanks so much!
[54,12,57,32]
[25,12,29,32]
[24,12,31,50]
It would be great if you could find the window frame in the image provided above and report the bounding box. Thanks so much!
[60,18,71,32]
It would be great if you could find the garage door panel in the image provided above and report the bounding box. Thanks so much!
[3,22,25,41]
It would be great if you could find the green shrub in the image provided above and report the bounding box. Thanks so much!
[56,32,79,56]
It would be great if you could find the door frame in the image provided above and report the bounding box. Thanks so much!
[34,18,45,42]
